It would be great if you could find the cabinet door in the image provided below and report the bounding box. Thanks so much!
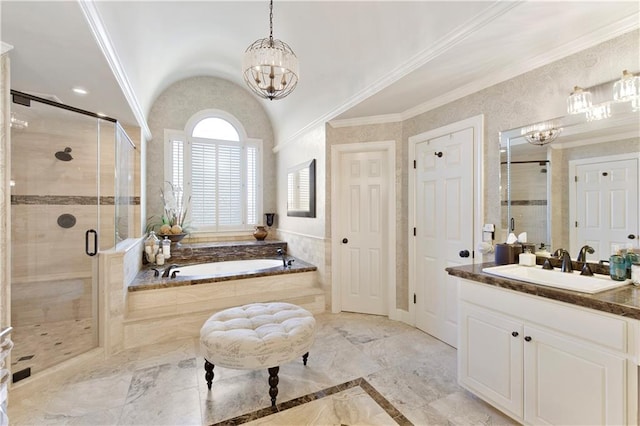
[524,326,626,425]
[459,302,524,420]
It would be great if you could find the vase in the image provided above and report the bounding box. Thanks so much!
[253,225,268,241]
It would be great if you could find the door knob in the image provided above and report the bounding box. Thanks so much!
[459,250,470,258]
[434,151,443,158]
[342,238,348,244]
[628,234,636,240]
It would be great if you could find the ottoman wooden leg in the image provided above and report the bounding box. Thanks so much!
[204,359,215,390]
[268,366,279,407]
[302,352,309,365]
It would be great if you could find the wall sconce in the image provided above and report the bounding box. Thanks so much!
[568,70,639,120]
[567,86,592,115]
[613,70,640,102]
[265,213,275,227]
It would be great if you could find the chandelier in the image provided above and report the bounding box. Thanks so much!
[242,0,299,100]
[524,128,561,146]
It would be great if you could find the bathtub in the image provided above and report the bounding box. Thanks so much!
[175,259,284,277]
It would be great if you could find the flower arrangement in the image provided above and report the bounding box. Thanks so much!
[146,181,191,236]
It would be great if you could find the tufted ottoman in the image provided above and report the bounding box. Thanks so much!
[199,302,316,406]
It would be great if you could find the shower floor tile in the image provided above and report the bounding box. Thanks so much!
[11,317,96,381]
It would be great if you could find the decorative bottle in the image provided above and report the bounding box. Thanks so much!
[162,236,171,259]
[144,231,160,263]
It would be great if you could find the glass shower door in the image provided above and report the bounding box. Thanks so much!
[10,95,100,381]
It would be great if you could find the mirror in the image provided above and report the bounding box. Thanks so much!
[500,106,640,262]
[287,159,316,217]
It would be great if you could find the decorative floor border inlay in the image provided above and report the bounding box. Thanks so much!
[211,377,413,426]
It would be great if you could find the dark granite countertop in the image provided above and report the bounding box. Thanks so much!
[447,262,640,320]
[129,256,317,292]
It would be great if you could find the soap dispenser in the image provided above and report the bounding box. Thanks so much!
[519,248,536,267]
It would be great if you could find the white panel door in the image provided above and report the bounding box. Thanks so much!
[524,326,626,425]
[573,158,638,259]
[338,150,389,315]
[415,128,474,346]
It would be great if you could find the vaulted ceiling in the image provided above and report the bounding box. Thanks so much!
[2,1,638,145]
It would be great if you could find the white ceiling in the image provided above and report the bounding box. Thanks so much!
[2,1,638,145]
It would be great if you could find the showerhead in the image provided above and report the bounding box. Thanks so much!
[55,147,73,161]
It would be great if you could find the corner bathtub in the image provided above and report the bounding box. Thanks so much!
[175,259,284,277]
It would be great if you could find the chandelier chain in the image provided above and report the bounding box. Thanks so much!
[269,0,274,42]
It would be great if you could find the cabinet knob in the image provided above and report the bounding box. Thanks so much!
[524,336,532,342]
[459,250,470,258]
[511,331,519,337]
[342,238,348,244]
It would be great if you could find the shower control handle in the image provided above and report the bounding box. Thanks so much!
[85,229,98,257]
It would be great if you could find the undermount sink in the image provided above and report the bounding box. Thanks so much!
[482,264,633,294]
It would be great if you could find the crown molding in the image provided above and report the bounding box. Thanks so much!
[323,13,639,131]
[275,1,521,147]
[329,113,404,129]
[1,42,14,55]
[78,0,152,140]
[402,14,639,123]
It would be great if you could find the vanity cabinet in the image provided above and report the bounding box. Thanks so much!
[458,279,637,425]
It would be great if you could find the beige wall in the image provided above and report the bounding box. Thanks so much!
[275,124,329,305]
[146,76,276,226]
[322,29,639,312]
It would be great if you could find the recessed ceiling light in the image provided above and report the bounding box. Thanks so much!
[72,87,88,95]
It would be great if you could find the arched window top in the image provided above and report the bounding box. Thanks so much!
[191,117,239,141]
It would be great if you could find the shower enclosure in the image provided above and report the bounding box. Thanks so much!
[9,91,136,381]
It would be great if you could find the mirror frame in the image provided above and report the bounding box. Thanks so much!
[287,159,316,218]
[500,107,640,250]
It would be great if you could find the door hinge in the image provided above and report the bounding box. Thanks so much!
[574,175,578,182]
[413,227,416,236]
[413,160,416,169]
[472,250,475,259]
[413,293,417,304]
[575,221,578,227]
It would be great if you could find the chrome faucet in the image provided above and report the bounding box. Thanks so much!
[276,248,287,268]
[162,264,180,278]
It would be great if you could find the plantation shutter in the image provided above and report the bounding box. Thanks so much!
[246,145,257,225]
[171,140,184,191]
[191,141,217,226]
[167,114,262,233]
[217,144,242,226]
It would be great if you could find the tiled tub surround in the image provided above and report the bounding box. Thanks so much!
[124,241,324,349]
[446,261,640,319]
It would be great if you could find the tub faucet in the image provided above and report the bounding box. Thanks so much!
[162,264,180,278]
[276,248,287,268]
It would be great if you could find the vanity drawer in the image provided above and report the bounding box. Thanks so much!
[460,280,628,353]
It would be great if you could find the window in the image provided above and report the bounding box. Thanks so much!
[165,111,262,232]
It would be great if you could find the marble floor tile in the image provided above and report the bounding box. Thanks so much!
[8,312,519,426]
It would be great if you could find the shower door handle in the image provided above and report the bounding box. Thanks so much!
[85,229,98,257]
